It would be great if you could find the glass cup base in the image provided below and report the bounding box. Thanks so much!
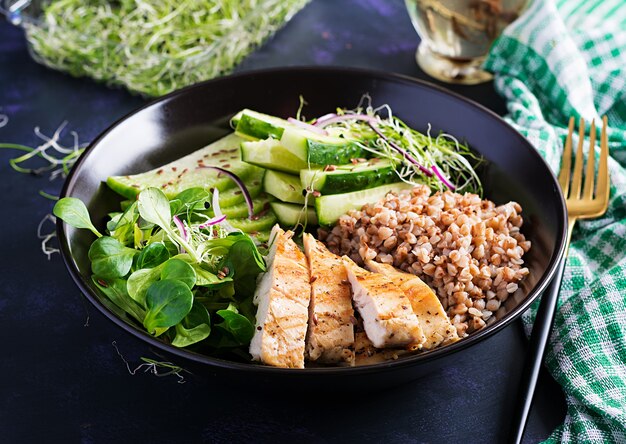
[416,43,493,85]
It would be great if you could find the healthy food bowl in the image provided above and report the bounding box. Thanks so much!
[57,67,567,390]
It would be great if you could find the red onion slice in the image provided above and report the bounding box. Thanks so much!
[314,113,378,128]
[287,117,328,136]
[199,166,254,218]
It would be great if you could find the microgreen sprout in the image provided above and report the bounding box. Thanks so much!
[37,214,60,260]
[0,121,87,180]
[312,97,484,195]
[112,341,188,384]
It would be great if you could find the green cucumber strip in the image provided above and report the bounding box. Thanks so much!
[229,211,277,233]
[270,202,318,227]
[241,139,311,174]
[300,159,399,195]
[263,170,308,205]
[220,195,271,219]
[279,127,364,165]
[107,133,255,199]
[217,168,265,208]
[315,182,414,226]
[233,109,290,140]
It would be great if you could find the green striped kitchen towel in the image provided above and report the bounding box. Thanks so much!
[484,0,626,442]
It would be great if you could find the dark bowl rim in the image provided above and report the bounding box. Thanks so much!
[57,65,568,376]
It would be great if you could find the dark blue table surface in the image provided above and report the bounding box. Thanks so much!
[0,1,566,442]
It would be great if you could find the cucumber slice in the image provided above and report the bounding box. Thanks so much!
[250,230,271,244]
[233,109,290,140]
[107,133,257,199]
[233,109,365,165]
[217,168,264,207]
[300,159,399,195]
[241,139,310,174]
[315,182,414,226]
[229,211,278,233]
[220,194,271,219]
[270,202,318,227]
[280,127,364,165]
[263,170,308,205]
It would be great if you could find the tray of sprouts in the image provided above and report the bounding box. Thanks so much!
[3,0,310,96]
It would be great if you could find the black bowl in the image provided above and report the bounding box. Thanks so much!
[58,67,567,390]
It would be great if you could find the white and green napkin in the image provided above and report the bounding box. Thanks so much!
[484,0,626,442]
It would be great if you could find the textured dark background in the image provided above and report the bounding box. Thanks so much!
[0,0,565,442]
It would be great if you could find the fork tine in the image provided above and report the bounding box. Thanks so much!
[596,115,610,205]
[570,118,586,199]
[583,119,596,200]
[558,117,575,195]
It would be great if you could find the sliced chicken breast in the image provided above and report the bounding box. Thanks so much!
[249,225,311,368]
[342,256,425,348]
[366,260,459,349]
[354,332,408,366]
[303,233,355,365]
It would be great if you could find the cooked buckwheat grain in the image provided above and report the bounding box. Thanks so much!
[319,185,530,336]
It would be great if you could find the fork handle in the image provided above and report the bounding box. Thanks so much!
[508,254,567,444]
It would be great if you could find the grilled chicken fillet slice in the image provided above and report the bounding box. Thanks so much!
[365,260,459,349]
[303,233,355,365]
[249,225,311,368]
[342,256,425,348]
[354,332,408,366]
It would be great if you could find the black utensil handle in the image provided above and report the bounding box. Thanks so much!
[510,255,567,444]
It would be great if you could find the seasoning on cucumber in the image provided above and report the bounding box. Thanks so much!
[217,168,264,207]
[263,170,308,205]
[107,133,258,199]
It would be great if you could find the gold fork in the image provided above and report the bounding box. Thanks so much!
[558,116,611,247]
[510,116,610,443]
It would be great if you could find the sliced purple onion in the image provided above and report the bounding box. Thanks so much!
[431,165,456,191]
[199,166,254,218]
[287,117,328,136]
[311,113,337,125]
[314,113,378,128]
[198,214,227,229]
[172,215,187,253]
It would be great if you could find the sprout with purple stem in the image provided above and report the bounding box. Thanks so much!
[197,214,227,229]
[430,165,456,191]
[172,215,188,253]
